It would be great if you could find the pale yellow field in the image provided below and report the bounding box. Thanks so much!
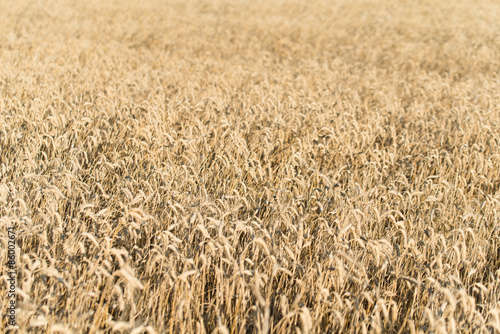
[1,0,500,333]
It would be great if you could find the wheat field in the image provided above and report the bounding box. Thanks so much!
[1,0,500,333]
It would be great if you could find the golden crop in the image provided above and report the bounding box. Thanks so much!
[1,0,500,333]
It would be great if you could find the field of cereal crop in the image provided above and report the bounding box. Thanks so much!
[1,0,500,332]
